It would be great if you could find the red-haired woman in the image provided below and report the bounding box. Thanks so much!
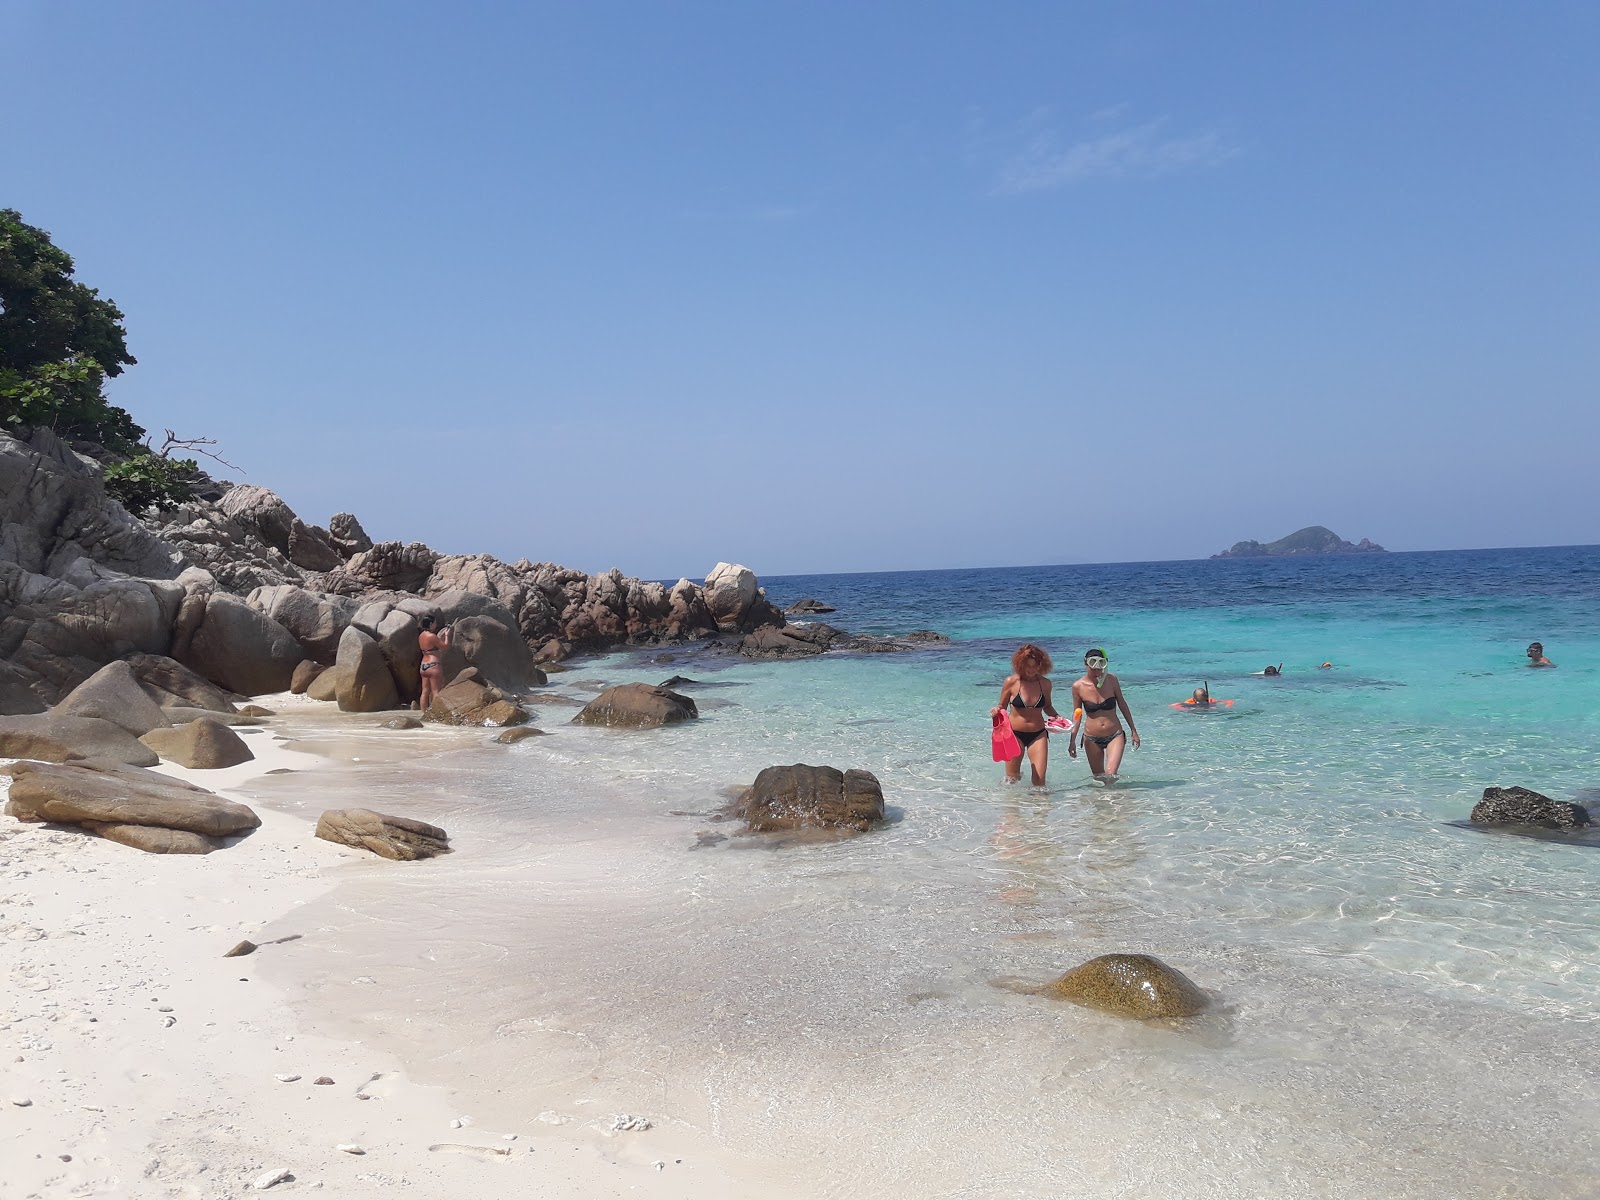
[991,643,1061,786]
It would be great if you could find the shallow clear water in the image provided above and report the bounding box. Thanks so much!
[261,547,1600,1197]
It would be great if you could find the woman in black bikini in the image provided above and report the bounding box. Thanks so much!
[1066,647,1140,782]
[991,643,1061,786]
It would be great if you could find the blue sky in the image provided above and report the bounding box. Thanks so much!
[4,2,1597,579]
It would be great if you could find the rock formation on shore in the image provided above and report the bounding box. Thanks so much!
[0,426,788,712]
[1211,525,1385,559]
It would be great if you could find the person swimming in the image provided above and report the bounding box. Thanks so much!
[1526,642,1556,668]
[1189,686,1212,705]
[990,643,1062,786]
[1066,647,1139,783]
[1262,663,1283,676]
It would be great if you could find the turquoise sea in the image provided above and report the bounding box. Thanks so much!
[266,546,1600,1198]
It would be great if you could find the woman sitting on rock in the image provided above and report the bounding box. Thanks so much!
[991,644,1061,787]
[418,616,452,712]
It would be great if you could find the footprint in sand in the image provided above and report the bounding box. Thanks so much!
[427,1143,511,1160]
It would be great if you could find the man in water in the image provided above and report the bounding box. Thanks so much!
[1526,642,1556,668]
[1263,663,1283,676]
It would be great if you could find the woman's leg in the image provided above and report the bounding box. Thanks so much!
[1100,731,1128,779]
[1027,734,1049,786]
[1004,749,1024,782]
[1083,737,1106,778]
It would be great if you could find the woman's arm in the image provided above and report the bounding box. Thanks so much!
[1066,680,1080,757]
[991,674,1015,717]
[1112,674,1140,749]
[1042,679,1060,720]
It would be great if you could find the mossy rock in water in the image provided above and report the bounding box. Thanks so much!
[1048,953,1207,1020]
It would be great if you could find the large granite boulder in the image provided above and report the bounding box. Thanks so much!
[736,765,884,833]
[424,554,529,618]
[180,593,303,696]
[334,626,399,713]
[425,669,528,727]
[451,614,545,692]
[315,808,451,860]
[247,584,358,664]
[0,713,159,766]
[218,484,343,573]
[1,574,185,702]
[1048,954,1209,1020]
[3,758,261,851]
[53,661,172,737]
[337,540,439,593]
[703,562,759,632]
[140,717,255,769]
[122,653,239,713]
[149,501,304,593]
[572,684,698,729]
[1471,786,1590,831]
[371,608,423,701]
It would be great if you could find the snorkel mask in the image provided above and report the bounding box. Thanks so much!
[1085,650,1108,670]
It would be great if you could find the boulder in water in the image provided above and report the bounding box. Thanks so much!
[1048,953,1208,1020]
[315,808,450,860]
[1471,786,1590,831]
[737,764,885,833]
[571,684,697,729]
[784,597,836,615]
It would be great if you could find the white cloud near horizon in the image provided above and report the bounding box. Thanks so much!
[987,111,1238,194]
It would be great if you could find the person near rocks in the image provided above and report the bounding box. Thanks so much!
[418,616,452,710]
[1066,648,1139,783]
[991,643,1061,786]
[1526,642,1556,668]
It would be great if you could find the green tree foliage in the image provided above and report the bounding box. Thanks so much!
[0,208,144,450]
[102,453,198,514]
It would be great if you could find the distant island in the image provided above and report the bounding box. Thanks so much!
[1212,525,1386,559]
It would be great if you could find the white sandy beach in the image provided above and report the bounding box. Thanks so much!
[0,706,777,1200]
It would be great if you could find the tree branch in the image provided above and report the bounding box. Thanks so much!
[147,428,241,472]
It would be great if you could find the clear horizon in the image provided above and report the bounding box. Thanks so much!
[5,2,1597,579]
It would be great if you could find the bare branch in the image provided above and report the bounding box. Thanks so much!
[155,428,242,472]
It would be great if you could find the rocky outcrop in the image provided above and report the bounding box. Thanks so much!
[3,758,261,852]
[54,660,172,736]
[0,713,160,766]
[702,563,783,633]
[327,541,439,594]
[736,765,885,833]
[334,626,399,713]
[0,661,46,715]
[739,624,835,659]
[140,717,255,769]
[315,808,451,860]
[784,597,836,615]
[1471,786,1590,831]
[425,669,528,727]
[572,684,697,729]
[149,502,304,592]
[218,485,343,573]
[326,512,373,559]
[449,614,543,692]
[1048,954,1208,1019]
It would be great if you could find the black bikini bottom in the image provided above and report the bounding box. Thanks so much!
[1084,730,1125,750]
[1013,727,1048,750]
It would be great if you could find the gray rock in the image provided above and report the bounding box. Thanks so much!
[180,593,303,697]
[54,661,173,736]
[379,715,423,730]
[327,512,373,559]
[425,670,529,727]
[123,653,239,713]
[314,808,450,860]
[451,614,545,692]
[289,659,325,695]
[163,708,264,727]
[494,726,545,744]
[738,624,836,660]
[247,584,358,664]
[572,684,697,729]
[219,484,343,572]
[0,659,47,715]
[784,597,836,615]
[372,609,422,702]
[306,665,345,702]
[0,713,160,766]
[334,626,399,713]
[703,562,758,632]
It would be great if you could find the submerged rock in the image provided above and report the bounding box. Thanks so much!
[784,597,836,615]
[737,764,885,833]
[1048,953,1208,1020]
[315,807,451,860]
[1471,786,1590,831]
[494,726,545,744]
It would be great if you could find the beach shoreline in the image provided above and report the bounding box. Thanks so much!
[0,702,771,1200]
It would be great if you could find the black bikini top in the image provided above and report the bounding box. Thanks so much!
[1080,690,1117,713]
[1010,684,1047,711]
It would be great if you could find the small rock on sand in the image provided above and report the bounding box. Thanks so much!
[313,1076,334,1085]
[274,1074,301,1083]
[11,1097,32,1107]
[224,940,258,958]
[610,1113,653,1132]
[336,1144,365,1155]
[252,1167,293,1190]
